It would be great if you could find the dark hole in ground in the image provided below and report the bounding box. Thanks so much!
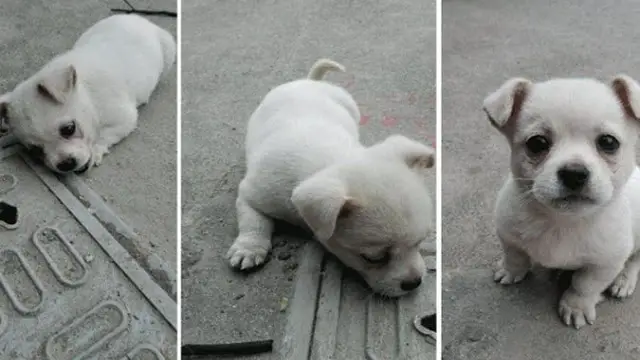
[0,202,17,226]
[421,313,436,332]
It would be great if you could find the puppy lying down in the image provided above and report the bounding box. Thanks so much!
[0,14,176,173]
[227,59,435,297]
[485,75,640,328]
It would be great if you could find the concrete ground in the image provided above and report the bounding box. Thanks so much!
[443,1,640,359]
[181,0,435,357]
[0,0,177,284]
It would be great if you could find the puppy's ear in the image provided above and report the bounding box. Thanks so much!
[611,74,640,121]
[0,93,11,133]
[483,78,531,132]
[378,135,435,170]
[37,65,77,104]
[291,175,354,242]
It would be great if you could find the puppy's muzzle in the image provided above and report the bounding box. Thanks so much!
[557,163,590,191]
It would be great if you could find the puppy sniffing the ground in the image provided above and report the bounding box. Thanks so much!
[0,14,176,173]
[226,59,434,297]
[485,75,640,328]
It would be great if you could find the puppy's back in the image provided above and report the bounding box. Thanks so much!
[70,15,176,104]
[245,79,360,157]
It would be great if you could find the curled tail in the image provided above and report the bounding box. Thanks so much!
[157,27,177,76]
[307,58,345,80]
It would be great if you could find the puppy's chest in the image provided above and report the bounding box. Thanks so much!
[506,217,619,269]
[518,224,588,269]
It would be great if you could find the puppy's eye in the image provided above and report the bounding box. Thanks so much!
[27,145,44,159]
[597,134,619,154]
[525,135,551,156]
[59,121,76,139]
[361,251,391,265]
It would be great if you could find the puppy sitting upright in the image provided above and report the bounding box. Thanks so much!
[0,14,176,173]
[226,59,434,297]
[485,75,640,328]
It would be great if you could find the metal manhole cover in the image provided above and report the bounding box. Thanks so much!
[0,145,176,359]
[281,243,436,360]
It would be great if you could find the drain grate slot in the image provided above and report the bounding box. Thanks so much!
[0,201,18,229]
[421,313,436,332]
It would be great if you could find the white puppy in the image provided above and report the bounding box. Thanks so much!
[484,75,640,328]
[226,59,435,297]
[0,14,176,173]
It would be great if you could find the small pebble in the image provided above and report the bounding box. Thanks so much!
[466,329,484,342]
[234,293,245,300]
[279,297,289,312]
[84,254,94,263]
[277,252,291,261]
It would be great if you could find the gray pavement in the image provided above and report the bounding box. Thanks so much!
[0,0,177,358]
[442,1,640,359]
[181,0,436,358]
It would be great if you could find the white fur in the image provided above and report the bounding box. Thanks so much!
[485,75,640,329]
[226,59,435,297]
[0,14,176,173]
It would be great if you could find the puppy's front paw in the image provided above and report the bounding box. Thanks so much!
[226,236,270,270]
[558,289,598,329]
[494,268,526,284]
[493,259,529,285]
[610,270,638,298]
[91,145,109,167]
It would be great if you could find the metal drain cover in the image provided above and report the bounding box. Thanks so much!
[281,243,436,360]
[0,145,176,359]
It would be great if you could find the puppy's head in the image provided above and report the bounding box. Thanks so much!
[484,75,640,214]
[292,135,434,297]
[1,64,95,173]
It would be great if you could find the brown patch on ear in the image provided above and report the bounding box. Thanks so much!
[486,81,528,132]
[0,102,8,133]
[70,66,77,88]
[0,102,7,121]
[37,65,77,104]
[612,77,638,120]
[483,78,531,135]
[338,198,357,219]
[408,154,435,169]
[485,82,528,140]
[379,135,435,171]
[37,83,60,104]
[509,81,528,124]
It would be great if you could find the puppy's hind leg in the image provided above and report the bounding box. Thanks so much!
[610,251,640,298]
[226,187,274,270]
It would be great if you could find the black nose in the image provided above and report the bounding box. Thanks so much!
[400,277,422,291]
[557,163,590,191]
[56,157,77,172]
